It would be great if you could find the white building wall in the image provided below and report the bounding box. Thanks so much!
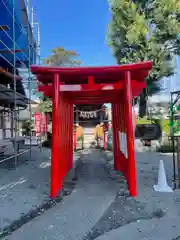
[161,55,180,95]
[0,110,16,140]
[4,113,12,138]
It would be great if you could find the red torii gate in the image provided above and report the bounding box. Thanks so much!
[31,61,152,199]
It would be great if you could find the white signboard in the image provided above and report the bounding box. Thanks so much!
[79,111,97,119]
[60,85,81,91]
[119,131,128,158]
[59,84,115,92]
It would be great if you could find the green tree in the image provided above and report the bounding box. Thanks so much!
[38,95,52,113]
[43,47,82,66]
[39,47,82,113]
[108,0,180,114]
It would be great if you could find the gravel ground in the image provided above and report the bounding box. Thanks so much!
[0,147,50,231]
[0,147,79,238]
[1,142,180,240]
[85,141,180,240]
[4,150,119,240]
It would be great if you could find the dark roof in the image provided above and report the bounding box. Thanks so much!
[0,84,29,107]
[0,58,26,96]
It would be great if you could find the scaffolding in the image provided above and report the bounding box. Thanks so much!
[0,0,41,167]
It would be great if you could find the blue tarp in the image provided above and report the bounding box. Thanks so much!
[0,0,36,66]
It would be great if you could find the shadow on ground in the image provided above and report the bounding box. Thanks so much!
[83,162,166,240]
[83,147,180,240]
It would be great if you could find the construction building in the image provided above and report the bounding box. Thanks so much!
[0,0,40,164]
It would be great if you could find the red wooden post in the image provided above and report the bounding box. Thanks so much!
[62,99,66,179]
[57,93,61,190]
[50,73,60,198]
[58,95,63,190]
[64,100,67,176]
[69,103,72,169]
[73,127,77,151]
[116,103,121,143]
[111,104,115,163]
[112,103,118,170]
[124,71,137,197]
[65,101,69,175]
[67,101,70,170]
[59,96,66,189]
[115,103,121,171]
[69,103,73,169]
[118,101,126,174]
[66,102,69,172]
[103,130,107,149]
[64,100,67,177]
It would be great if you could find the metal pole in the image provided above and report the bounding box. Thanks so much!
[31,7,34,33]
[176,137,180,188]
[27,7,32,157]
[12,0,18,168]
[170,92,176,189]
[37,23,40,64]
[34,22,41,64]
[26,0,30,18]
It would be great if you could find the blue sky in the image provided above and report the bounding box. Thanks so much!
[31,0,116,66]
[30,0,180,98]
